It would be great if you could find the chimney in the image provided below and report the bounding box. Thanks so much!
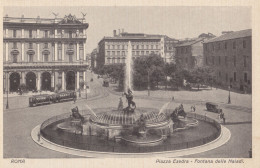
[113,30,116,37]
[118,29,121,36]
[21,14,24,22]
[122,28,124,33]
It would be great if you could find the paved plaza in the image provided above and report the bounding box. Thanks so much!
[3,73,252,158]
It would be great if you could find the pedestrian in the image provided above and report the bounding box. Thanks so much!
[193,105,196,112]
[37,131,41,142]
[172,96,174,101]
[221,112,225,124]
[73,97,76,104]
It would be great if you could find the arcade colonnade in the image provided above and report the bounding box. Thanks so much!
[3,70,87,92]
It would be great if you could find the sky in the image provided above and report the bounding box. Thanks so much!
[4,6,251,53]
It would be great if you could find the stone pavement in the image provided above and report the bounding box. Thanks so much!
[3,75,252,158]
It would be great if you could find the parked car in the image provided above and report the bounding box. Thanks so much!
[206,102,222,113]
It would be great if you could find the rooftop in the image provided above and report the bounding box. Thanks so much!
[204,29,252,43]
[176,38,204,47]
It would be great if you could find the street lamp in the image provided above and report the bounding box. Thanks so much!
[4,74,9,109]
[228,78,232,104]
[147,69,150,96]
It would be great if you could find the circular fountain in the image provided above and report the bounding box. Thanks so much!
[35,41,224,155]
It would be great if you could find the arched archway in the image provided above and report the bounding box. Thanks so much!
[41,72,51,91]
[10,72,20,92]
[26,72,36,91]
[66,71,75,90]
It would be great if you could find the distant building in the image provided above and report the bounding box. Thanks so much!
[3,14,89,92]
[90,48,98,69]
[175,33,215,70]
[96,30,178,67]
[203,29,252,92]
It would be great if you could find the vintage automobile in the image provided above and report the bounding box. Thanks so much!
[206,102,222,113]
[103,80,109,87]
[29,94,52,107]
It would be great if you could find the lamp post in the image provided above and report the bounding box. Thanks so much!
[228,79,231,104]
[5,74,9,109]
[147,69,150,96]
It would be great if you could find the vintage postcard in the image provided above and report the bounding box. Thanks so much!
[1,0,259,168]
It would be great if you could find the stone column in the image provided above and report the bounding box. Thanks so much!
[37,72,41,90]
[37,29,40,38]
[62,43,65,60]
[21,72,25,83]
[76,42,79,60]
[22,29,24,38]
[83,42,86,61]
[37,43,40,61]
[55,29,57,38]
[21,43,24,61]
[77,71,80,89]
[5,42,9,62]
[83,71,86,89]
[55,43,58,61]
[62,71,65,90]
[51,72,55,88]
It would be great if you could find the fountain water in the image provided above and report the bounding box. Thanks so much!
[124,41,133,92]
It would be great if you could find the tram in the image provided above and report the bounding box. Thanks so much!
[29,91,77,107]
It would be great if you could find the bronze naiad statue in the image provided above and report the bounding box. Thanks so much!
[71,106,85,122]
[123,89,136,113]
[170,104,187,121]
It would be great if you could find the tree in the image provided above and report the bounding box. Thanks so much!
[163,62,176,89]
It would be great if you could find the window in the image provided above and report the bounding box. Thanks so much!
[205,44,207,51]
[146,45,149,49]
[13,55,17,63]
[233,55,236,67]
[107,58,110,64]
[151,45,153,49]
[29,43,33,49]
[122,45,124,50]
[69,31,72,38]
[13,30,16,38]
[141,51,144,55]
[156,45,158,49]
[136,51,140,55]
[142,45,144,49]
[13,42,17,49]
[234,72,237,82]
[29,54,33,62]
[224,42,227,49]
[107,45,110,49]
[69,55,73,62]
[117,58,120,63]
[112,51,115,55]
[136,45,139,49]
[212,56,215,65]
[233,41,236,49]
[244,56,247,67]
[44,43,48,48]
[117,51,120,56]
[45,30,48,38]
[29,30,33,38]
[132,45,134,49]
[218,43,221,50]
[206,57,208,65]
[243,40,246,48]
[112,58,115,64]
[122,51,125,56]
[244,73,248,83]
[44,54,48,62]
[132,51,135,55]
[117,45,120,49]
[107,51,110,56]
[212,44,214,51]
[146,51,149,55]
[79,42,83,48]
[225,56,228,66]
[112,45,115,49]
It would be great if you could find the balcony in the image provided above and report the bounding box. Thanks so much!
[4,61,89,69]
